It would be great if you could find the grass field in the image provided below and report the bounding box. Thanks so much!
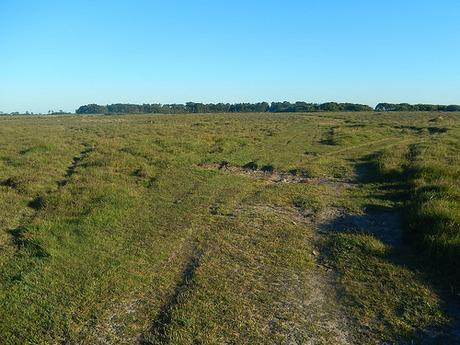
[0,112,459,344]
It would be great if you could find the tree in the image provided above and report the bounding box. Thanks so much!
[76,104,108,114]
[446,105,460,112]
[319,102,341,111]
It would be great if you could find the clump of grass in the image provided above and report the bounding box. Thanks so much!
[19,144,55,155]
[373,135,460,291]
[260,164,274,173]
[242,161,258,170]
[406,154,460,290]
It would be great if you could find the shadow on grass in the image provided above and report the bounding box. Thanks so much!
[8,226,50,259]
[356,153,459,294]
[319,204,402,246]
[321,153,460,343]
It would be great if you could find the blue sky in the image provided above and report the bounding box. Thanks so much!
[1,0,459,113]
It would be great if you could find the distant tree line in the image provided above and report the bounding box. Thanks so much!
[375,103,460,112]
[0,110,71,116]
[75,101,376,114]
[0,111,36,116]
[76,102,460,114]
[3,102,460,116]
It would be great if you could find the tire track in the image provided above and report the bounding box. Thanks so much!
[140,251,203,345]
[58,144,94,187]
[320,137,413,157]
[239,204,353,345]
[7,144,94,254]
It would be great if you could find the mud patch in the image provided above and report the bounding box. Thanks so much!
[199,163,355,189]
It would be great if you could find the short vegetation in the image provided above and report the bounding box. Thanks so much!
[0,111,458,344]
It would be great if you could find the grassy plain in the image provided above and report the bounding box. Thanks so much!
[0,112,458,344]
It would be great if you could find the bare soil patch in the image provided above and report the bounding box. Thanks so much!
[199,162,355,189]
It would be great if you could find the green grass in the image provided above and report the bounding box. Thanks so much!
[372,128,460,291]
[322,233,446,344]
[0,112,458,344]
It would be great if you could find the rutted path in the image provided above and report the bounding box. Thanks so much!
[199,158,460,344]
[240,204,353,345]
[90,150,459,344]
[203,164,360,344]
[134,171,356,344]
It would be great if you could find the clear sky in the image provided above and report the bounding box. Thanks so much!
[1,0,459,113]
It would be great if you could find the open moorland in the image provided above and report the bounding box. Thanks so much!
[0,112,459,344]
